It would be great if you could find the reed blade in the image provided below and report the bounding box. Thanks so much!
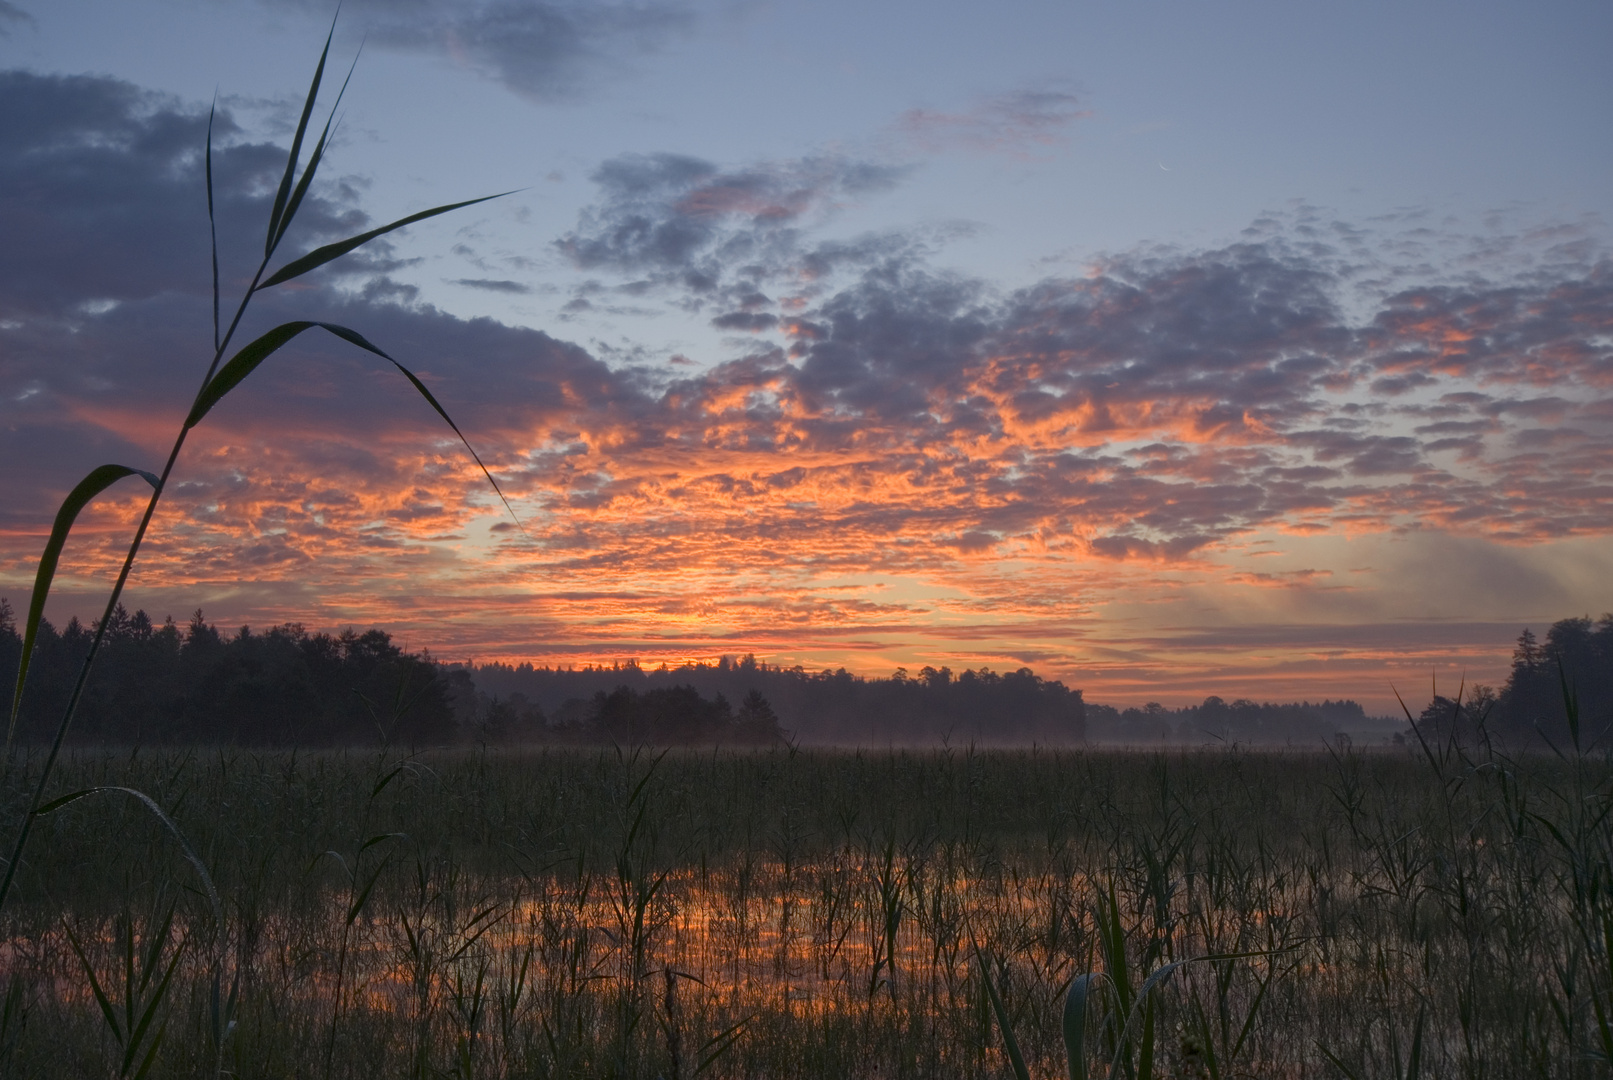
[272,49,360,253]
[33,787,222,924]
[6,466,159,752]
[976,949,1032,1080]
[188,319,524,532]
[64,924,122,1043]
[185,321,317,428]
[206,100,219,354]
[265,16,334,254]
[258,192,513,289]
[1064,972,1098,1080]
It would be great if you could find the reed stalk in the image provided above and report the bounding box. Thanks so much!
[0,18,512,918]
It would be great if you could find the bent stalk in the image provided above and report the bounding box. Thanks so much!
[0,22,510,915]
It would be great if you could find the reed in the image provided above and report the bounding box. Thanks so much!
[0,24,512,1076]
[1,21,1604,1080]
[4,741,1598,1076]
[1,17,509,916]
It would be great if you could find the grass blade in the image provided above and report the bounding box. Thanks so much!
[1097,881,1132,1017]
[694,1014,752,1076]
[184,321,318,428]
[1557,659,1581,752]
[33,787,222,925]
[1392,685,1444,776]
[1106,950,1286,1080]
[346,859,388,926]
[266,16,334,255]
[370,765,404,799]
[258,193,512,289]
[206,99,219,354]
[186,320,525,533]
[358,832,404,855]
[1230,958,1277,1061]
[1138,993,1156,1080]
[1064,972,1098,1080]
[64,924,122,1045]
[1405,1006,1425,1080]
[123,932,183,1077]
[977,949,1032,1080]
[1187,993,1223,1080]
[131,1021,168,1080]
[272,49,360,253]
[6,466,159,753]
[1317,1040,1363,1079]
[321,323,527,533]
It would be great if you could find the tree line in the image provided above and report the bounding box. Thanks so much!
[464,657,1087,745]
[0,602,794,747]
[4,598,1603,748]
[1084,697,1374,745]
[472,684,784,747]
[1417,614,1613,750]
[0,602,455,746]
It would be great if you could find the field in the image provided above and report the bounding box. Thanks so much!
[0,741,1607,1078]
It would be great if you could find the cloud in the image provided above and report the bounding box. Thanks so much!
[452,277,533,294]
[260,0,695,102]
[1223,568,1336,589]
[1364,267,1613,387]
[556,152,910,295]
[893,89,1091,157]
[711,311,777,332]
[3,66,1611,698]
[0,2,35,35]
[0,70,367,321]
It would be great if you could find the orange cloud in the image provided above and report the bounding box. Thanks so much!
[5,88,1609,712]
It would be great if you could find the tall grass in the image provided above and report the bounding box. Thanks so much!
[2,21,1604,1080]
[0,27,512,1074]
[0,742,1607,1077]
[1,21,510,912]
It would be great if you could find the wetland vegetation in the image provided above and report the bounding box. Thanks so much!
[4,18,1609,1078]
[0,738,1608,1077]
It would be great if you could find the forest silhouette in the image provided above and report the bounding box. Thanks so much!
[2,600,1606,748]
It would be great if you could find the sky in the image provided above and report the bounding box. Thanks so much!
[1,0,1610,712]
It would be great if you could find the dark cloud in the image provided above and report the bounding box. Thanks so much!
[0,70,365,320]
[556,152,909,295]
[262,0,694,102]
[0,2,34,35]
[612,228,1608,556]
[1363,263,1613,386]
[452,277,533,294]
[2,64,1610,635]
[711,311,777,332]
[984,242,1348,415]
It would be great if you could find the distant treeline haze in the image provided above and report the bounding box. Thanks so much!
[1,601,1607,746]
[1085,697,1375,744]
[467,656,1086,745]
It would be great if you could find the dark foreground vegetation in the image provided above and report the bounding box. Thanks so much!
[0,739,1609,1078]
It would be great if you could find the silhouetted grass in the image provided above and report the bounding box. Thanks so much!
[0,741,1606,1077]
[0,22,511,1074]
[3,19,1605,1080]
[1,15,508,919]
